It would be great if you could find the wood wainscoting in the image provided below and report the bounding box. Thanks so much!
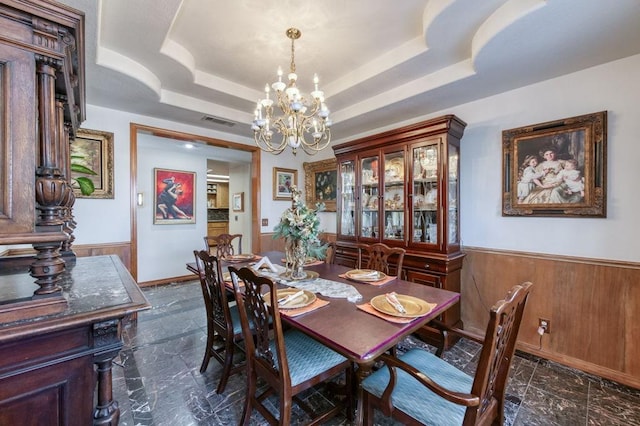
[2,242,132,272]
[461,247,639,389]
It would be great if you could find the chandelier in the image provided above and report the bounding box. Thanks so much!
[251,28,332,155]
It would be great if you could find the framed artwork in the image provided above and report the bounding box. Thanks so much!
[70,128,114,198]
[153,168,196,224]
[303,158,337,211]
[273,167,298,200]
[232,192,244,212]
[502,111,607,217]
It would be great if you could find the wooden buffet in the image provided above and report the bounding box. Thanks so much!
[332,115,466,347]
[0,1,149,424]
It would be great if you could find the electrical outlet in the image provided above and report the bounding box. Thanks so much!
[538,318,551,334]
[261,218,268,226]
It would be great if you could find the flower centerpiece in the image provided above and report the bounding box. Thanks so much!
[273,185,327,279]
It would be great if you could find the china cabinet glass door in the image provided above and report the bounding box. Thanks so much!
[410,142,439,245]
[338,159,356,238]
[383,151,405,241]
[448,143,460,245]
[360,155,379,239]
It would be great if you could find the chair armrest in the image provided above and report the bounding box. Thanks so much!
[429,319,484,357]
[376,353,480,411]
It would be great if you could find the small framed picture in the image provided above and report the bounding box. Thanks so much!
[502,111,607,217]
[273,167,298,200]
[232,192,244,212]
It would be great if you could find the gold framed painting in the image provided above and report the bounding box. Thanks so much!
[502,111,607,217]
[70,128,114,198]
[303,158,337,212]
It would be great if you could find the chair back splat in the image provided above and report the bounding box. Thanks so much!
[359,282,533,425]
[204,233,242,258]
[229,266,353,425]
[193,250,245,394]
[357,242,406,279]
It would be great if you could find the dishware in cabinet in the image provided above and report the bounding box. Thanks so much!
[338,158,356,238]
[333,115,466,348]
[360,154,380,239]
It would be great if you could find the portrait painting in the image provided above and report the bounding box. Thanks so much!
[154,168,196,224]
[304,159,337,211]
[273,167,298,200]
[502,111,607,217]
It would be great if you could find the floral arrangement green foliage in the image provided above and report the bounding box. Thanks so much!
[71,154,97,196]
[273,185,328,259]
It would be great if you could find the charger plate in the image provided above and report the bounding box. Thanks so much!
[345,269,386,283]
[370,294,433,318]
[279,270,320,281]
[264,289,317,309]
[225,254,256,262]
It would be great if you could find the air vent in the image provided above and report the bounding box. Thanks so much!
[201,115,236,127]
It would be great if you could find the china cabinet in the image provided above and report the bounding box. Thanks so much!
[333,115,466,346]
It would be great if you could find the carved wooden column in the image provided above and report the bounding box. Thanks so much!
[32,57,69,295]
[92,320,123,426]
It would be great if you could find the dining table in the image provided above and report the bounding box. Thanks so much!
[187,250,460,380]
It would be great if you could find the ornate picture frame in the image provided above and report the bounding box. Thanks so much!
[153,168,196,224]
[303,158,337,212]
[70,128,114,199]
[273,167,298,200]
[502,111,607,217]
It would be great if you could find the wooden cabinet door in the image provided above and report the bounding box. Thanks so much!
[0,32,37,235]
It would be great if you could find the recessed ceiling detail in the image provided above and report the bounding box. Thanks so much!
[62,0,640,142]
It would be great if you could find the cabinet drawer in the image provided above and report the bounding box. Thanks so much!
[406,270,442,289]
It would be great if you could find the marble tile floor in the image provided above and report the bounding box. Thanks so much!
[112,281,640,425]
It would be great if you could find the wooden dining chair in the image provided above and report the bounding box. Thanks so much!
[193,250,245,394]
[357,242,406,279]
[204,233,242,258]
[228,266,353,425]
[358,281,533,425]
[325,241,337,264]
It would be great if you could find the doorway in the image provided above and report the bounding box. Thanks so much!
[129,123,260,282]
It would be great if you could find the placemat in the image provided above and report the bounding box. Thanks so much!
[280,298,330,318]
[339,273,396,287]
[357,302,431,324]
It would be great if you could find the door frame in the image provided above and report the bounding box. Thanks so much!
[129,123,261,281]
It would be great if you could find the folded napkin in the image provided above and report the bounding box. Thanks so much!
[385,292,406,314]
[339,273,396,287]
[253,256,278,273]
[280,298,330,318]
[350,270,379,279]
[356,302,415,324]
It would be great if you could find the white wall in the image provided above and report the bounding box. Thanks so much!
[228,163,252,250]
[73,53,640,278]
[454,54,640,262]
[136,133,207,282]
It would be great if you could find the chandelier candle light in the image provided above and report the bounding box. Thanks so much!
[252,28,332,155]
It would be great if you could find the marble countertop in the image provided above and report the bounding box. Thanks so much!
[0,255,150,340]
